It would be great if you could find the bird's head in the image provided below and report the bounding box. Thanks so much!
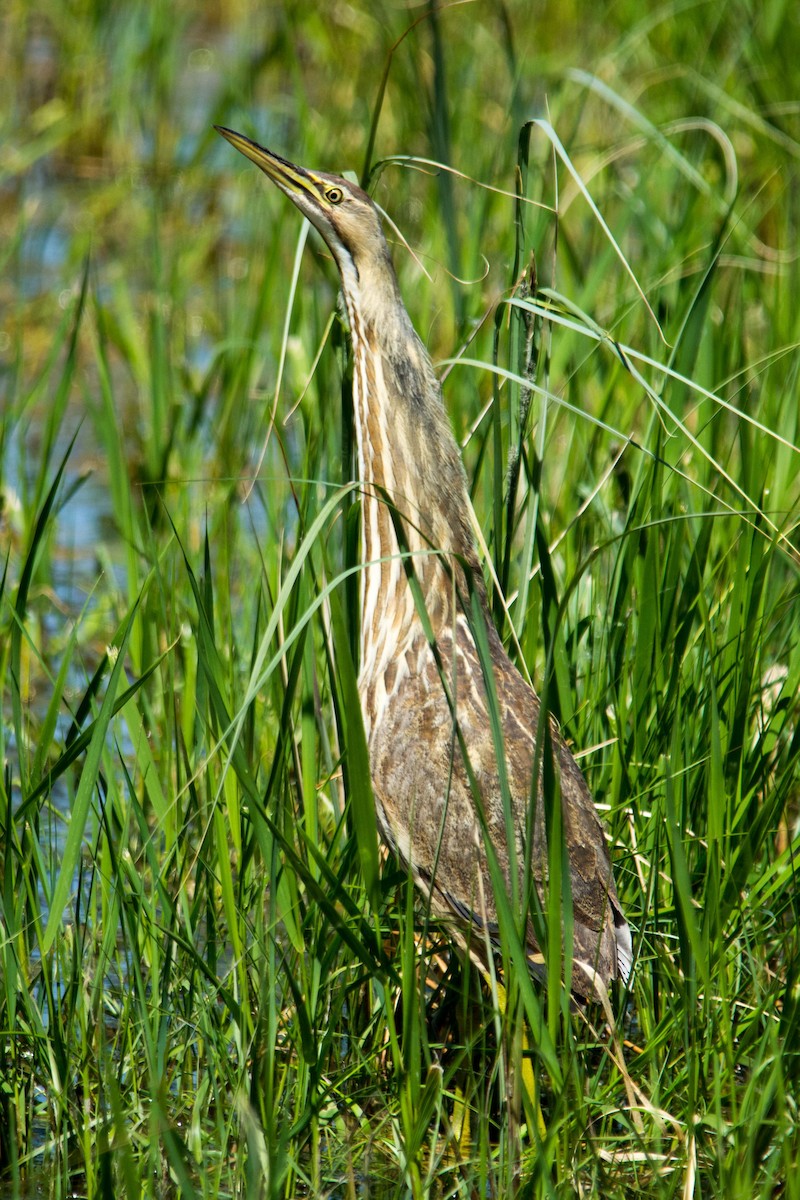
[215,126,390,288]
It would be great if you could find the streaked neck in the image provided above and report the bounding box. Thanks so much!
[338,263,481,681]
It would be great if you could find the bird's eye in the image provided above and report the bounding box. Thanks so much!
[325,186,344,204]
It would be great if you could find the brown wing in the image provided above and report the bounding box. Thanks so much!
[365,618,630,999]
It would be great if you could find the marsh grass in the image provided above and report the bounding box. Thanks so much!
[1,2,799,1196]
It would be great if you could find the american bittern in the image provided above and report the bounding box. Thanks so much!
[216,126,632,1002]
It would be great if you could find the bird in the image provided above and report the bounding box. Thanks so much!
[215,125,632,1003]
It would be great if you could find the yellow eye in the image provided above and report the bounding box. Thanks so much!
[325,186,344,204]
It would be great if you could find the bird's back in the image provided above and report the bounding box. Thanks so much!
[363,611,630,999]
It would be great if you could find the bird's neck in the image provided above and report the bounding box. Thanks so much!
[339,265,483,686]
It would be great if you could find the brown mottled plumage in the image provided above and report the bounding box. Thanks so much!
[216,126,632,999]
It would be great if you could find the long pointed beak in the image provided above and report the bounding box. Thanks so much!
[214,125,317,202]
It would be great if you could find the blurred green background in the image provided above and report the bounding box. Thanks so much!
[1,1,799,1197]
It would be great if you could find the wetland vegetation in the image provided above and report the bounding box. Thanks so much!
[1,1,799,1196]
